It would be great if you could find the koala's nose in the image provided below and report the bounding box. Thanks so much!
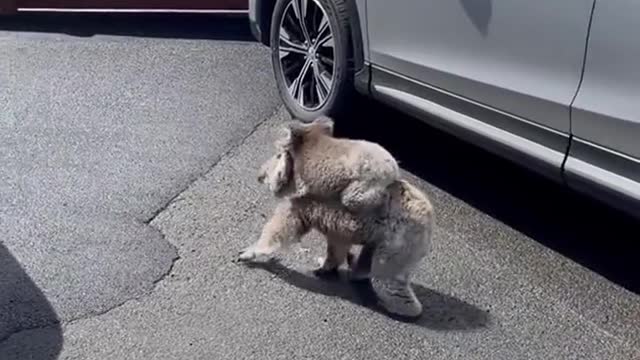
[257,173,265,183]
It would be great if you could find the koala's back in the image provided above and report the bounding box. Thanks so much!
[291,179,433,245]
[294,133,400,198]
[291,198,376,244]
[343,139,400,184]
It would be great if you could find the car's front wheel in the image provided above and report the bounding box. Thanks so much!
[270,0,354,122]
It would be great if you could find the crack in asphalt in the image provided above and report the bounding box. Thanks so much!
[0,105,284,347]
[141,106,281,225]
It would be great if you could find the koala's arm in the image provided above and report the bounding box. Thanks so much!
[238,201,308,261]
[340,180,389,213]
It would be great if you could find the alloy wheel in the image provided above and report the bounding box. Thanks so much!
[277,0,335,111]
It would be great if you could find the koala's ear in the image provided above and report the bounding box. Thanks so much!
[275,125,299,150]
[287,120,308,136]
[313,115,335,135]
[278,120,307,149]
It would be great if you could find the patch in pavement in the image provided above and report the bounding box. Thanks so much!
[0,26,281,349]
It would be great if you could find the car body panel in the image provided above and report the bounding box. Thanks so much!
[570,0,640,160]
[370,65,567,183]
[365,0,594,135]
[248,0,264,41]
[354,0,368,63]
[565,0,640,216]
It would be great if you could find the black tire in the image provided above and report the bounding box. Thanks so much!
[270,0,354,123]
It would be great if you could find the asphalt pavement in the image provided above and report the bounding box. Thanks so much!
[0,13,281,357]
[1,13,639,360]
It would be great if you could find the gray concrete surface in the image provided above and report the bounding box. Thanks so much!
[0,14,281,350]
[4,108,635,359]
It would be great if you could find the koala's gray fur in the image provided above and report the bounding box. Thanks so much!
[257,116,401,215]
[240,122,434,318]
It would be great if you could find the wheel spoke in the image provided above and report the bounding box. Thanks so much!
[316,63,332,93]
[291,0,311,43]
[314,13,332,48]
[318,54,334,68]
[314,80,325,104]
[312,62,328,103]
[321,71,332,90]
[297,59,312,105]
[279,46,307,58]
[298,80,306,106]
[280,31,306,51]
[316,14,329,42]
[317,31,333,49]
[288,58,312,104]
[288,76,300,100]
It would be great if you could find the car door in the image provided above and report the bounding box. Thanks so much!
[14,0,247,11]
[365,0,594,171]
[566,0,640,209]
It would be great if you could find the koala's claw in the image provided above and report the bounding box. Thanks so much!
[237,247,259,262]
[237,243,279,262]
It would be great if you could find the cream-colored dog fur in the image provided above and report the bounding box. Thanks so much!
[239,118,434,318]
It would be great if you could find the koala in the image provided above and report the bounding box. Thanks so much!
[239,128,434,318]
[257,116,401,215]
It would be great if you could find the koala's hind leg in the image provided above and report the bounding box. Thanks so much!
[347,242,375,281]
[368,231,428,318]
[371,276,422,318]
[341,181,389,214]
[313,237,351,278]
[238,201,308,261]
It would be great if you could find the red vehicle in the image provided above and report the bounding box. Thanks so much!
[0,0,248,14]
